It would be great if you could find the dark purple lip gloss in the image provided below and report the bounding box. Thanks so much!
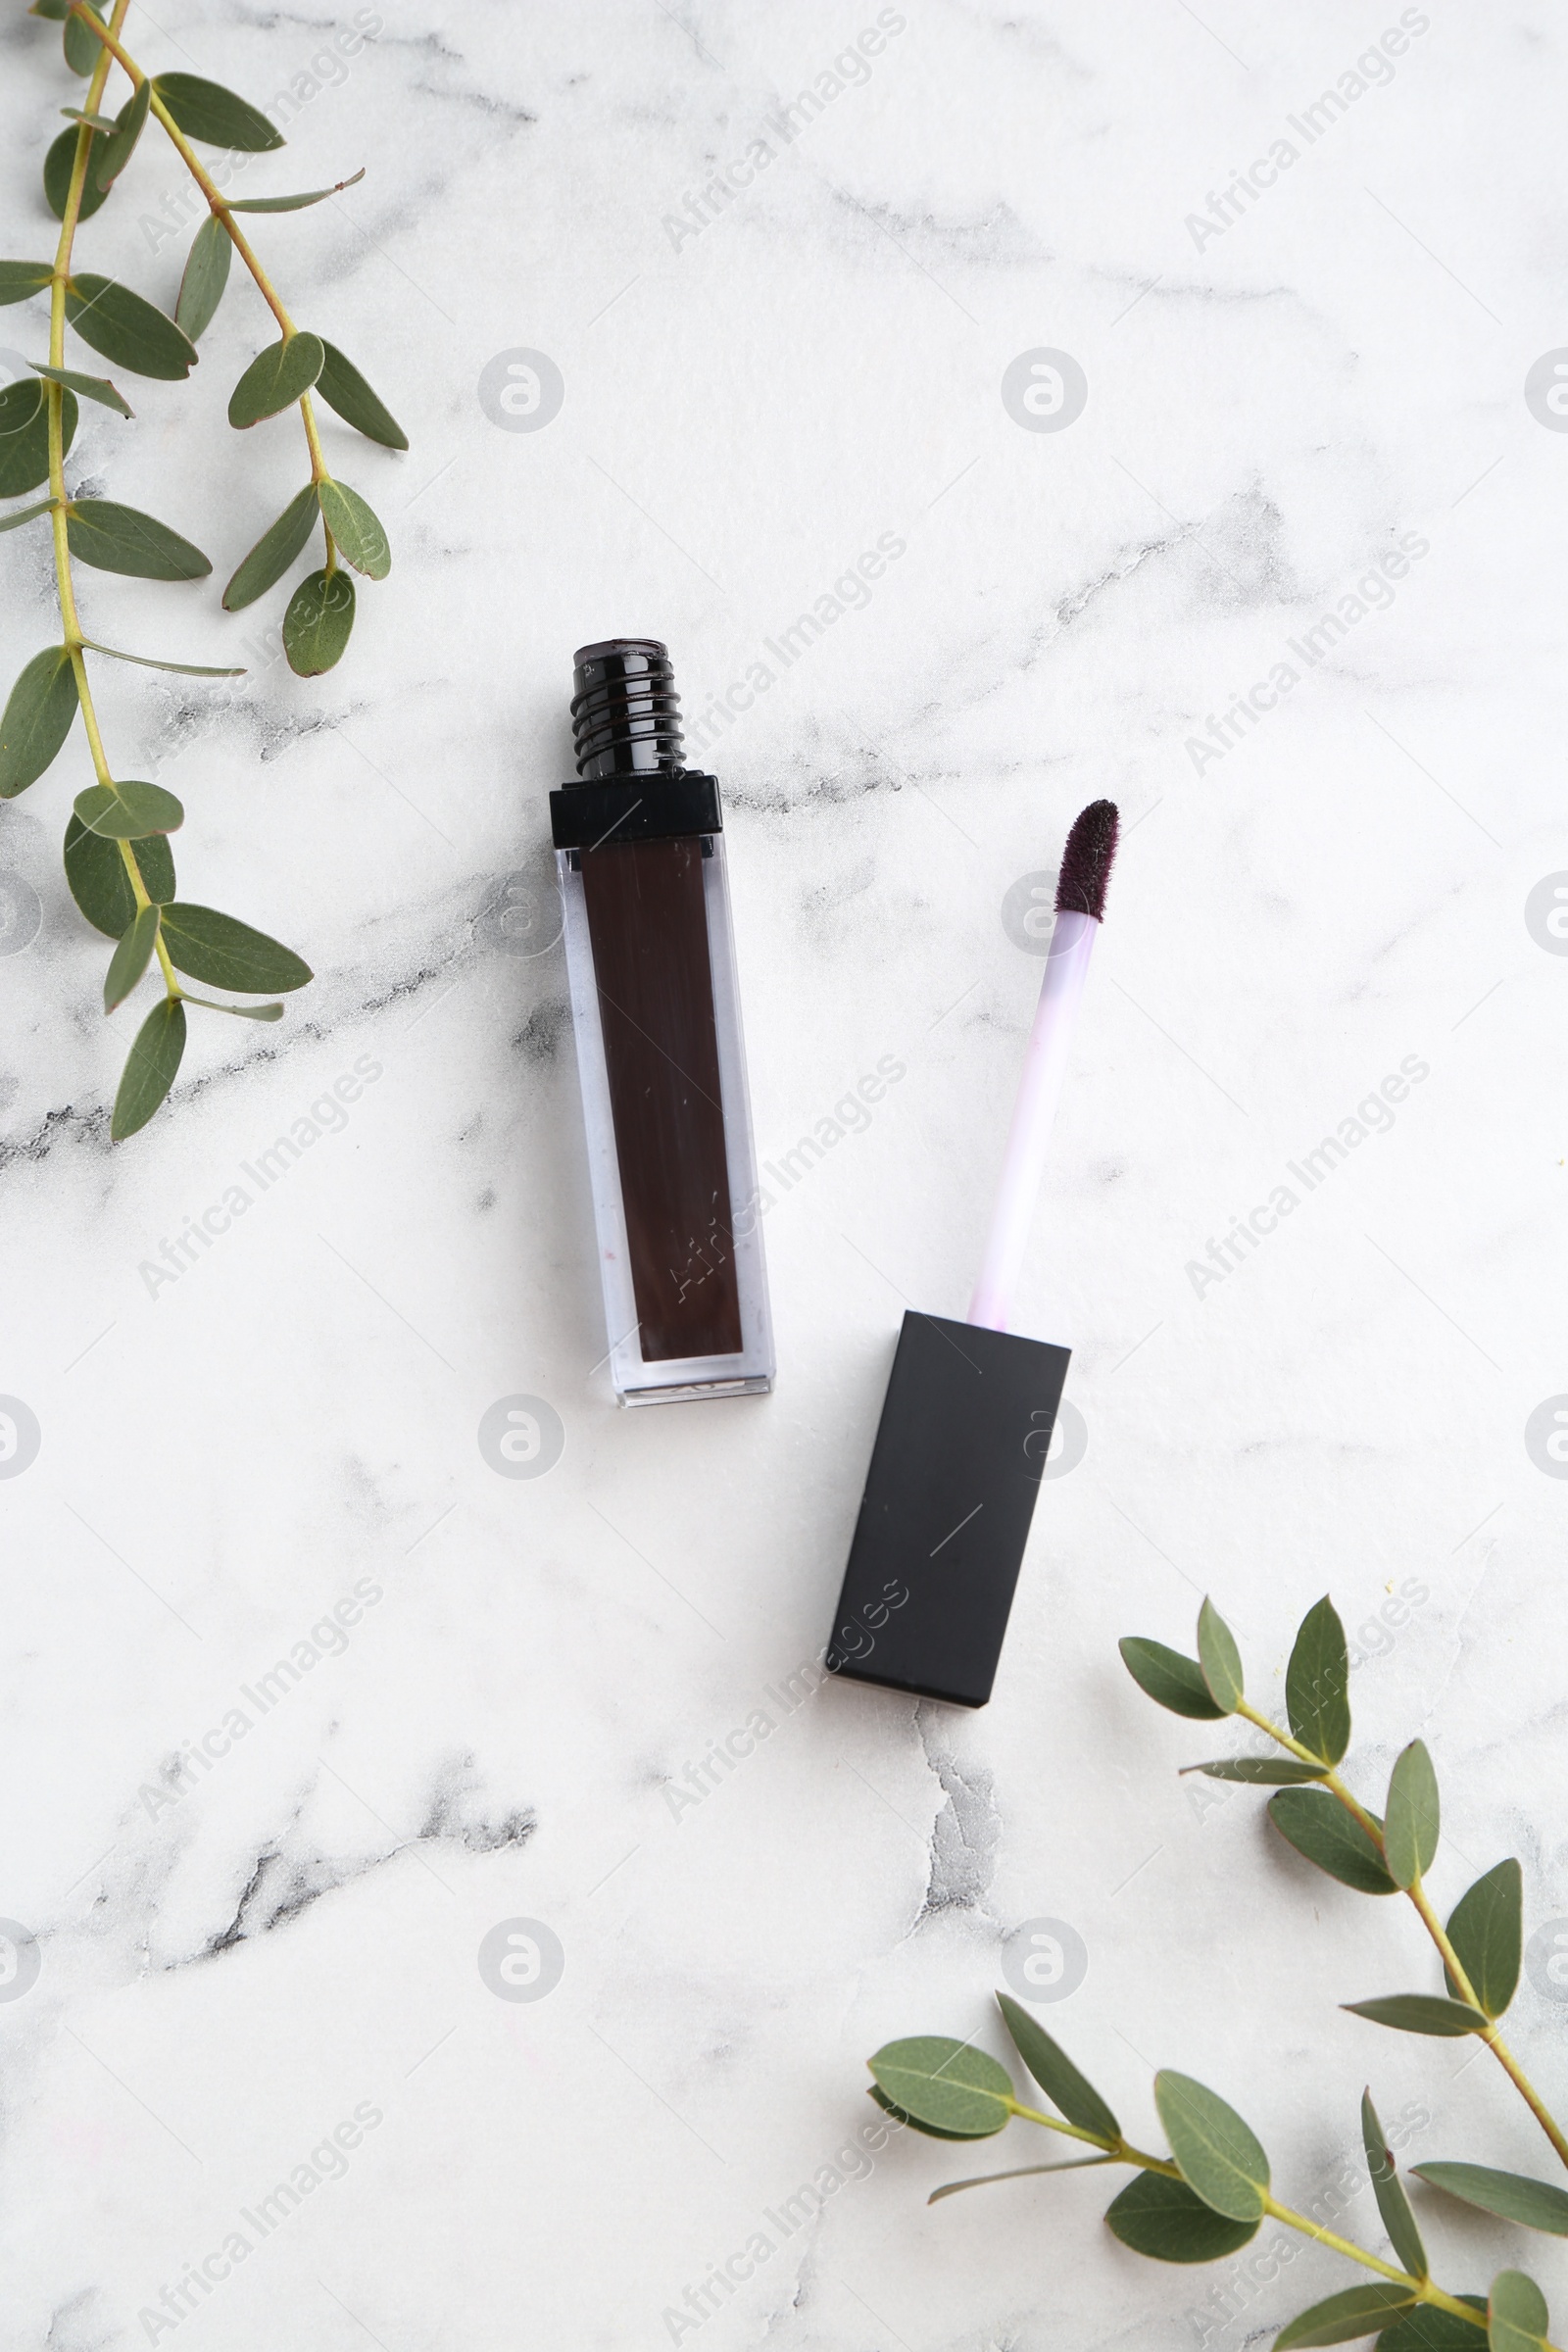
[552,640,775,1405]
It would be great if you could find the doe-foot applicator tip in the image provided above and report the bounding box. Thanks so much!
[1054,799,1120,922]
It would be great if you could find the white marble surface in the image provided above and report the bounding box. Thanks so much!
[3,3,1568,2347]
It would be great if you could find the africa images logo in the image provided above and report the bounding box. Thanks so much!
[477,349,564,433]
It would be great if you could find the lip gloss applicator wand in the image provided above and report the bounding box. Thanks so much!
[824,800,1120,1709]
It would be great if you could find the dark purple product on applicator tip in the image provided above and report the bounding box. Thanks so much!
[1054,799,1119,919]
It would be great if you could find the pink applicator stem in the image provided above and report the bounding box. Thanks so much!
[968,801,1119,1335]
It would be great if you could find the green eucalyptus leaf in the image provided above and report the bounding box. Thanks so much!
[865,2038,1012,2139]
[1196,1599,1244,1713]
[1489,2270,1550,2352]
[867,2082,982,2142]
[1343,1995,1487,2038]
[0,499,56,534]
[1181,1758,1329,1785]
[283,567,354,675]
[928,2155,1117,2203]
[995,1993,1119,2142]
[1276,2285,1420,2347]
[44,125,110,222]
[1445,1861,1522,2018]
[103,902,160,1012]
[1287,1594,1351,1764]
[74,780,184,841]
[65,813,174,935]
[174,214,231,343]
[0,647,78,796]
[0,262,53,306]
[67,499,210,580]
[0,378,76,498]
[66,274,196,379]
[60,107,117,129]
[63,0,106,76]
[1104,2172,1259,2264]
[30,361,131,416]
[1153,2072,1269,2223]
[1385,1741,1441,1890]
[228,330,324,426]
[1412,2164,1568,2238]
[32,0,72,19]
[222,482,319,612]
[1377,2299,1489,2350]
[158,904,311,994]
[96,77,151,189]
[315,337,407,448]
[1361,2090,1428,2279]
[317,476,390,577]
[112,997,185,1140]
[1118,1637,1225,1722]
[1268,1788,1397,1895]
[180,993,284,1021]
[81,637,243,677]
[151,73,284,151]
[228,169,365,213]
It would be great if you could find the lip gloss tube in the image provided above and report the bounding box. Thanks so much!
[552,640,775,1406]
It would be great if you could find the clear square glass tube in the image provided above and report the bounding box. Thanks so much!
[558,829,774,1404]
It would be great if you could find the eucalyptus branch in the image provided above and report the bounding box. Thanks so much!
[1231,1687,1568,2177]
[42,0,166,985]
[869,1995,1556,2349]
[3,0,406,1133]
[1118,1594,1568,2181]
[1006,2102,1494,2330]
[60,4,331,547]
[868,1611,1568,2350]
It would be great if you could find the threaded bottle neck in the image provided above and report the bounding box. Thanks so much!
[571,640,684,779]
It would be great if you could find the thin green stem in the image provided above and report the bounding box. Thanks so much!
[1006,2100,1146,2156]
[1006,2104,1517,2341]
[1260,2197,1501,2334]
[45,0,175,1002]
[1407,1880,1568,2171]
[1236,1696,1568,2174]
[1260,2196,1421,2295]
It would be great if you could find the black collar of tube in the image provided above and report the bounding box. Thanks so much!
[550,772,722,850]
